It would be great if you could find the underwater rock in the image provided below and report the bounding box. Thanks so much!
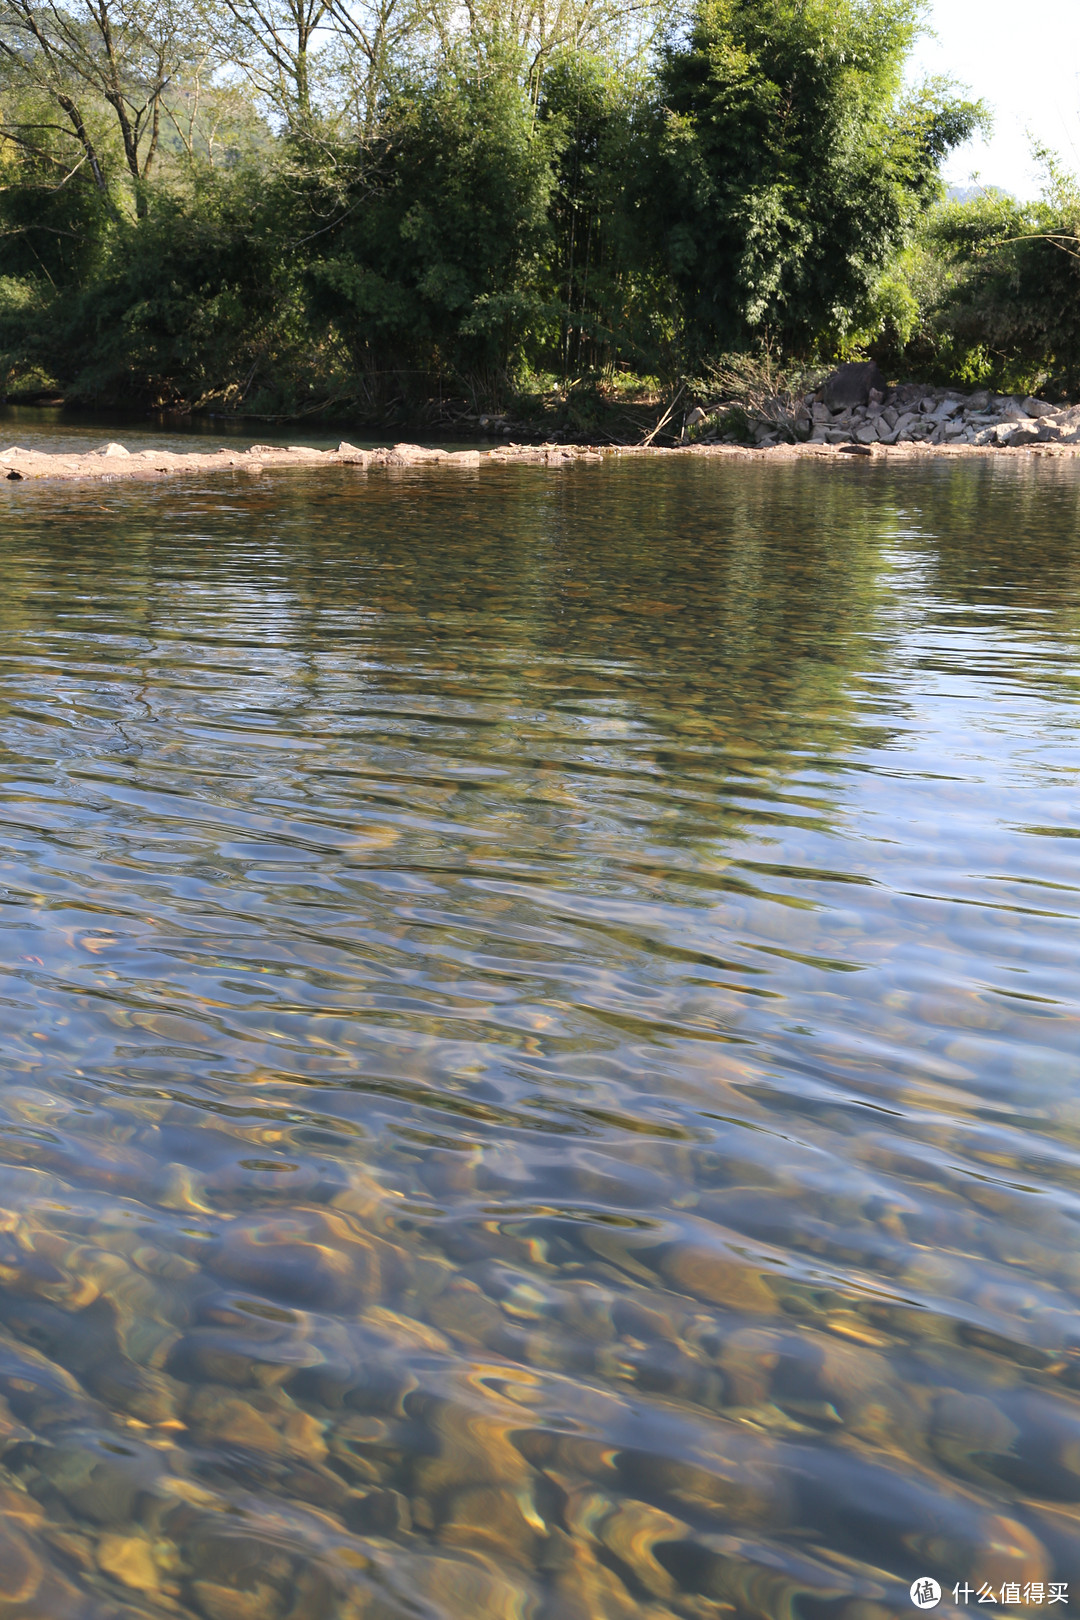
[402,1551,536,1620]
[96,1532,159,1593]
[193,1579,284,1620]
[0,1517,43,1605]
[411,1395,536,1505]
[540,1528,641,1620]
[207,1209,400,1311]
[596,1497,688,1600]
[659,1243,778,1314]
[438,1483,539,1566]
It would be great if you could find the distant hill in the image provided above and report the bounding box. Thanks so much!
[946,184,1012,203]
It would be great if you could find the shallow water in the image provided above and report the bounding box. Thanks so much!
[0,404,478,457]
[0,456,1077,1620]
[0,404,350,456]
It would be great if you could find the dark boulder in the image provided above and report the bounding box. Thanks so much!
[823,361,888,412]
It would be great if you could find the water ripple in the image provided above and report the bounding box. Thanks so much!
[0,458,1075,1617]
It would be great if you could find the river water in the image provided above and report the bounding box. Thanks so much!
[0,453,1077,1620]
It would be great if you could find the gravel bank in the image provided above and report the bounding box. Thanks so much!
[1,430,1078,483]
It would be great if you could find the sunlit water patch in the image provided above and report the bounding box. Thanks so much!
[0,456,1076,1619]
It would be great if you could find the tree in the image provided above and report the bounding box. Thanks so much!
[653,0,982,357]
[213,0,331,133]
[0,0,988,415]
[423,0,659,105]
[873,165,1080,397]
[324,0,427,138]
[540,50,669,377]
[306,68,559,389]
[0,0,213,212]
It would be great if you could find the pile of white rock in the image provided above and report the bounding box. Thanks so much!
[688,361,1080,450]
[797,384,1080,449]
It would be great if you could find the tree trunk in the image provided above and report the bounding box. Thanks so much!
[56,93,109,192]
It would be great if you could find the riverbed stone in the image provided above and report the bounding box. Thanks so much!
[542,1530,640,1620]
[405,1554,532,1620]
[980,1515,1051,1585]
[413,1399,534,1497]
[427,1276,507,1347]
[0,1519,43,1605]
[930,1391,1018,1482]
[822,362,887,411]
[598,1499,687,1599]
[349,1486,412,1535]
[208,1208,394,1310]
[438,1483,538,1564]
[97,1533,159,1593]
[660,1244,778,1313]
[186,1387,285,1453]
[193,1579,284,1620]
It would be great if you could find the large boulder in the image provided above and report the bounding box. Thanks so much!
[823,361,888,412]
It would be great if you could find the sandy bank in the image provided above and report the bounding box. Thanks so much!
[1,436,1078,483]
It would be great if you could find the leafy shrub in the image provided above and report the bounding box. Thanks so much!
[865,168,1080,397]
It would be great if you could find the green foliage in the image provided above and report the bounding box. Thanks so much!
[0,169,313,407]
[0,0,988,415]
[306,70,559,389]
[0,95,119,287]
[538,51,674,376]
[878,174,1080,396]
[653,0,982,360]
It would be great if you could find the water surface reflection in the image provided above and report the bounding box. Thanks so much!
[0,457,1076,1619]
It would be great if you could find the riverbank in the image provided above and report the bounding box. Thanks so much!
[2,434,1079,482]
[719,377,1080,452]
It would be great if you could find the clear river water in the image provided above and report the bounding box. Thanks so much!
[0,445,1077,1620]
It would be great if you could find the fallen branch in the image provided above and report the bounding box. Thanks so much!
[640,383,685,447]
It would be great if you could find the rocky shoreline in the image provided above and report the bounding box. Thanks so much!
[743,378,1080,451]
[2,421,1079,483]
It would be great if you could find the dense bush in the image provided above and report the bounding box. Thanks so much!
[868,175,1080,397]
[653,0,981,358]
[305,71,560,396]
